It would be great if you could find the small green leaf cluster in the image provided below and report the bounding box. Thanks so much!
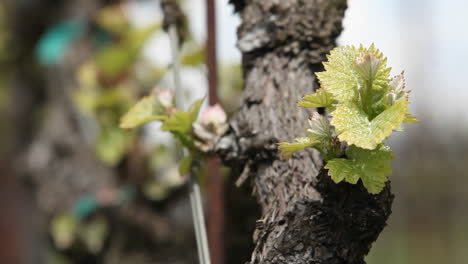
[120,89,206,176]
[120,88,229,179]
[279,44,418,194]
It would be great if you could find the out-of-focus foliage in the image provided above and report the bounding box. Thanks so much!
[50,213,79,250]
[38,1,209,261]
[180,44,205,66]
[73,4,209,167]
[95,23,161,79]
[17,0,242,262]
[33,0,242,261]
[70,4,164,166]
[51,213,109,254]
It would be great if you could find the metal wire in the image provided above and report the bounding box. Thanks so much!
[168,25,211,264]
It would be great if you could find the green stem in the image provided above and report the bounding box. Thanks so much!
[360,79,374,118]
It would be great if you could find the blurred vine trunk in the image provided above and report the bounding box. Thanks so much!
[5,0,197,263]
[219,1,394,263]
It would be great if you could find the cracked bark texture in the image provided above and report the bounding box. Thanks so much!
[219,1,394,263]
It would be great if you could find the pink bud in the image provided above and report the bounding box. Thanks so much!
[196,104,228,137]
[153,87,174,108]
[200,104,227,126]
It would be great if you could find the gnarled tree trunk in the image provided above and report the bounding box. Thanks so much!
[219,1,393,263]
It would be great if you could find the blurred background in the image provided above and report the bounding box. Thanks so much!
[0,0,466,264]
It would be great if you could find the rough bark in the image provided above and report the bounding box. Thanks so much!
[218,1,394,263]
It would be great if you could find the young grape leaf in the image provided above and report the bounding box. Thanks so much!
[354,53,382,81]
[355,44,392,93]
[325,145,394,194]
[325,158,360,184]
[404,113,419,124]
[331,99,409,149]
[307,112,333,142]
[188,97,205,123]
[316,47,359,102]
[297,88,337,108]
[161,111,192,134]
[316,45,391,103]
[278,137,319,159]
[120,96,167,129]
[161,97,204,134]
